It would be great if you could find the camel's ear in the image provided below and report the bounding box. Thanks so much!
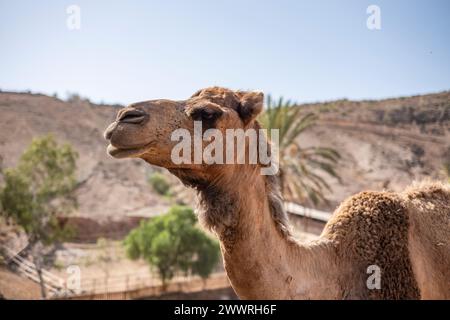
[237,91,264,125]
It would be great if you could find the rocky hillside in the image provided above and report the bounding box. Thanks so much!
[299,91,450,208]
[0,90,449,218]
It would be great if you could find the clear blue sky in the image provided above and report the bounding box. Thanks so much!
[1,0,449,105]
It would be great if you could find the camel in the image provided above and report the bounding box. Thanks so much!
[104,87,450,299]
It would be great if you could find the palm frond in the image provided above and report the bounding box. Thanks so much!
[259,95,341,205]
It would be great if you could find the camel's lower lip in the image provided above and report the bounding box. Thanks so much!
[107,144,149,158]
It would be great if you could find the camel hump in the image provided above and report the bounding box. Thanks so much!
[322,190,421,299]
[402,180,450,205]
[401,181,450,298]
[324,191,408,244]
[401,180,450,236]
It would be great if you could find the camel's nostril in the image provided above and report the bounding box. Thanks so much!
[118,109,147,124]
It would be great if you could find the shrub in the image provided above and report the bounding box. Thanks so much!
[124,206,220,286]
[148,172,171,196]
[0,134,78,297]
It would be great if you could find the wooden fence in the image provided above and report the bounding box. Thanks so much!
[60,272,230,300]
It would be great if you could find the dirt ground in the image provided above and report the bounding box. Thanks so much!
[145,286,238,300]
[0,266,41,299]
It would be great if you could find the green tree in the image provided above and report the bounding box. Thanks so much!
[259,96,341,205]
[148,172,171,196]
[124,206,220,288]
[0,135,78,298]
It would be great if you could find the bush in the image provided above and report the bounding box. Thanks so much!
[0,134,78,298]
[0,134,77,244]
[124,206,220,286]
[148,172,171,196]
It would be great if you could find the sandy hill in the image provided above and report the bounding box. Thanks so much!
[299,91,450,208]
[0,90,449,218]
[0,92,170,224]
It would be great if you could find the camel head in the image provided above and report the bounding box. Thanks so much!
[104,87,267,187]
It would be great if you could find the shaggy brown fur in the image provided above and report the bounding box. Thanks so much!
[323,191,421,299]
[104,86,450,299]
[402,181,450,299]
[264,174,296,241]
[194,172,294,252]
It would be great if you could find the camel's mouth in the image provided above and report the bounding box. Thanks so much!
[107,142,153,159]
[104,107,154,159]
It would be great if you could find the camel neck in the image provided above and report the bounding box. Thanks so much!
[198,169,338,299]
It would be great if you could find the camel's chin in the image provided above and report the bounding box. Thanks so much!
[107,144,146,159]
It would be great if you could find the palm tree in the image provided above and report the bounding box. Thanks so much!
[259,95,341,206]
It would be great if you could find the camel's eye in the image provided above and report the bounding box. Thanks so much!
[201,109,216,120]
[190,108,222,122]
